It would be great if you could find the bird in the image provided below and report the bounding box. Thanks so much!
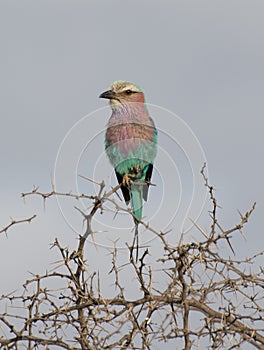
[100,80,157,256]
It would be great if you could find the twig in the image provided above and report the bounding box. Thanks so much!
[0,214,37,235]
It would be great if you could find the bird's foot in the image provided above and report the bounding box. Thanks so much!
[131,166,141,174]
[123,167,142,187]
[123,173,135,186]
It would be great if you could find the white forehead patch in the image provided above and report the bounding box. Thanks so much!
[110,81,141,93]
[120,83,140,92]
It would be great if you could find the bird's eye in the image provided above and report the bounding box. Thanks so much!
[125,90,133,95]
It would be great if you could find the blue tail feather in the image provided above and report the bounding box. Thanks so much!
[131,182,143,223]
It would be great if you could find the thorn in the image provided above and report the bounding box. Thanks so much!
[190,219,209,239]
[78,174,103,186]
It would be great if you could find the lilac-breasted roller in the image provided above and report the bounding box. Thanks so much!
[100,81,157,226]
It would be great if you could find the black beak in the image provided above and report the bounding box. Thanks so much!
[99,90,116,100]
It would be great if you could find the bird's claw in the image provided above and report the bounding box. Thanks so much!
[123,173,135,186]
[132,166,141,174]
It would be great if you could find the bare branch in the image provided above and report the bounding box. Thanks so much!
[0,169,262,349]
[0,214,36,235]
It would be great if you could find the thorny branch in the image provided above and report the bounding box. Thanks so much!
[0,166,263,349]
[0,214,36,235]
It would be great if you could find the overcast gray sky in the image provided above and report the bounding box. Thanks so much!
[0,1,263,322]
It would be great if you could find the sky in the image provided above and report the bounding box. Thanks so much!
[0,1,263,340]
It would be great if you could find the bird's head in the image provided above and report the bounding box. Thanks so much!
[99,81,145,110]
